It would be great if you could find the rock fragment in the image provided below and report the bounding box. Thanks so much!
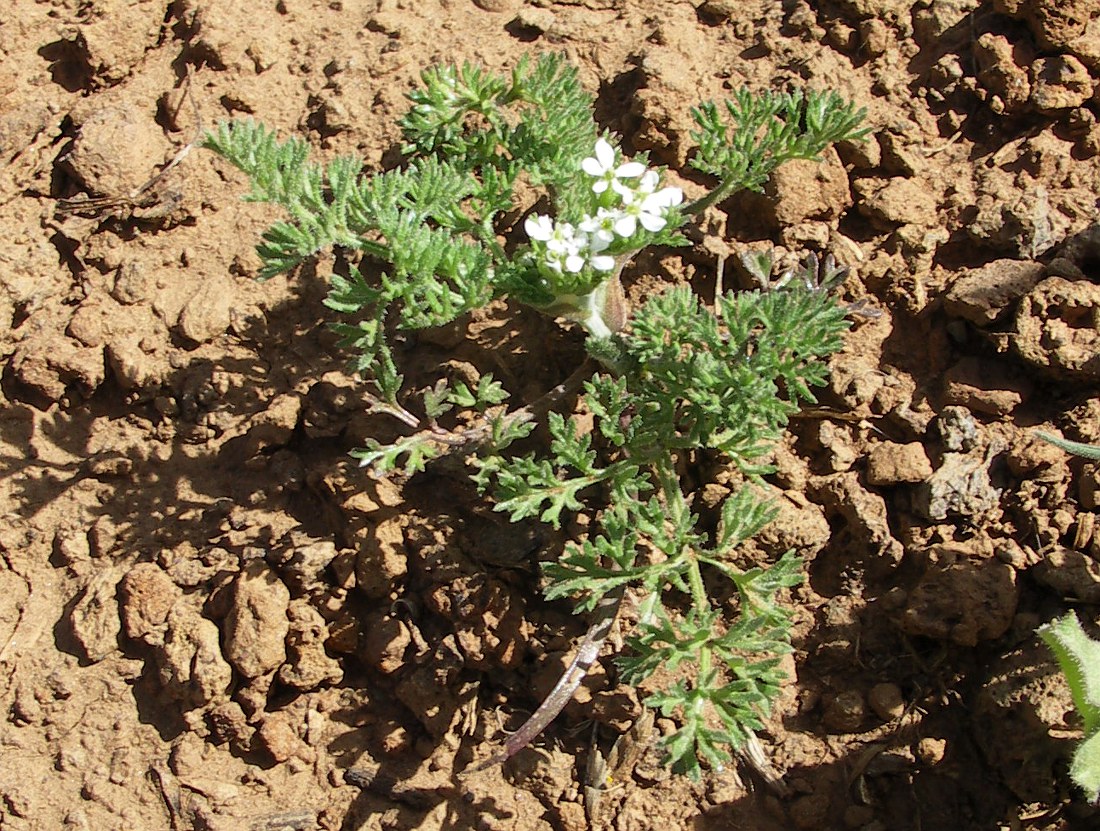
[69,567,124,663]
[278,601,343,690]
[1013,276,1100,381]
[1032,545,1100,602]
[61,105,171,196]
[119,563,180,643]
[974,33,1031,113]
[944,259,1044,325]
[853,177,938,228]
[942,356,1033,415]
[973,636,1074,803]
[993,0,1100,70]
[1029,55,1093,112]
[822,689,866,733]
[355,515,408,599]
[900,557,1018,646]
[222,560,290,679]
[159,605,233,709]
[865,441,932,486]
[177,281,233,344]
[360,611,412,674]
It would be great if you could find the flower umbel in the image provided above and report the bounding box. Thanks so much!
[526,140,683,286]
[525,214,610,274]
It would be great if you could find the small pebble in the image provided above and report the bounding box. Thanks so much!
[917,737,947,765]
[867,682,905,721]
[823,690,865,733]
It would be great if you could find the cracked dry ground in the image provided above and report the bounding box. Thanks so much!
[3,0,1100,829]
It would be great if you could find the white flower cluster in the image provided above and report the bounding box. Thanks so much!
[525,138,683,275]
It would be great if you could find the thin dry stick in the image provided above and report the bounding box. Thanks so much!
[468,583,625,771]
[56,67,203,216]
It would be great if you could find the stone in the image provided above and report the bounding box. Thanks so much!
[271,537,336,594]
[944,259,1044,325]
[177,281,233,344]
[974,33,1031,113]
[69,567,124,663]
[207,701,253,749]
[822,689,866,733]
[811,472,904,570]
[1014,276,1100,381]
[917,737,947,765]
[993,0,1100,69]
[119,563,180,643]
[360,611,411,674]
[973,636,1074,802]
[865,441,933,485]
[764,148,852,227]
[1033,545,1100,602]
[61,105,171,196]
[868,682,905,720]
[159,605,233,709]
[899,559,1018,646]
[355,515,408,599]
[1030,55,1093,112]
[853,177,938,228]
[942,356,1033,415]
[222,560,290,679]
[256,712,304,763]
[753,490,832,556]
[278,601,343,691]
[915,449,1001,522]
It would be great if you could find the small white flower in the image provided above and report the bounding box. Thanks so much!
[578,208,618,248]
[526,213,593,273]
[582,138,646,194]
[524,213,555,241]
[615,183,683,236]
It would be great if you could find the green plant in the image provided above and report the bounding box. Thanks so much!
[1039,613,1100,804]
[1035,431,1100,803]
[203,53,866,779]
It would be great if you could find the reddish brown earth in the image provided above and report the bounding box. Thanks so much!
[3,1,1100,829]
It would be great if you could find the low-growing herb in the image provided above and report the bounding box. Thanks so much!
[1036,431,1100,803]
[1039,612,1100,805]
[203,53,866,779]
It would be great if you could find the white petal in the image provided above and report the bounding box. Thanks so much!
[656,186,683,207]
[590,254,615,271]
[639,212,667,232]
[638,170,660,193]
[594,138,615,169]
[588,232,611,251]
[615,161,646,178]
[641,191,675,213]
[613,214,637,237]
[591,179,609,194]
[525,215,552,240]
[565,254,586,272]
[582,157,606,177]
[611,179,634,198]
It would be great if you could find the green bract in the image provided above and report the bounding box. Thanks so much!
[203,53,866,780]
